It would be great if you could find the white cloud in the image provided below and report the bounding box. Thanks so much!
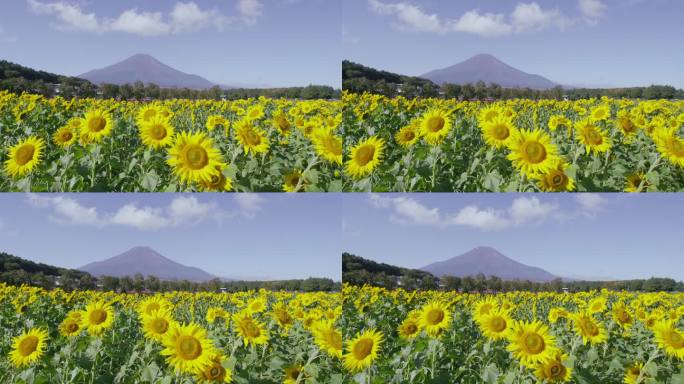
[369,0,604,37]
[26,0,261,36]
[575,193,607,213]
[234,194,264,217]
[452,10,512,37]
[578,0,606,21]
[370,195,559,231]
[109,9,172,36]
[27,195,225,230]
[110,204,170,230]
[511,3,561,32]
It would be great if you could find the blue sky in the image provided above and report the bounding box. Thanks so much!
[0,193,341,281]
[343,0,684,88]
[0,0,340,87]
[343,193,684,281]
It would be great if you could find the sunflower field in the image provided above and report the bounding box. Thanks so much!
[0,283,344,383]
[342,285,684,384]
[343,92,684,192]
[0,91,342,192]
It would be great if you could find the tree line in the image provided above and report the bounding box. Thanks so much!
[1,60,339,100]
[1,251,339,292]
[342,60,684,100]
[342,252,684,293]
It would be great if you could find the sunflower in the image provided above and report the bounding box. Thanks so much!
[533,159,575,192]
[506,320,558,367]
[311,320,343,358]
[624,173,649,193]
[506,129,559,175]
[198,165,233,192]
[161,323,217,375]
[245,104,265,121]
[345,136,385,179]
[473,297,498,317]
[232,310,269,347]
[167,131,225,185]
[612,303,634,329]
[548,308,569,324]
[418,301,452,337]
[343,329,383,372]
[9,328,48,368]
[312,131,343,165]
[397,313,421,340]
[652,320,684,360]
[283,365,305,384]
[206,115,229,131]
[283,170,305,192]
[59,316,81,337]
[81,301,115,336]
[420,109,453,145]
[623,362,648,384]
[587,297,607,314]
[136,104,161,126]
[196,353,233,383]
[271,111,292,136]
[533,351,572,383]
[548,115,571,131]
[395,121,421,148]
[477,105,501,125]
[271,303,295,330]
[206,307,230,324]
[247,297,267,313]
[475,307,512,341]
[53,125,77,147]
[615,110,638,139]
[3,136,45,178]
[575,119,612,154]
[137,296,173,317]
[653,128,684,167]
[234,119,270,155]
[81,109,113,142]
[142,309,177,342]
[481,115,518,149]
[570,311,608,345]
[590,105,611,122]
[139,116,175,149]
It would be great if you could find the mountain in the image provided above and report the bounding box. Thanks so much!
[420,246,558,282]
[79,54,216,89]
[420,54,559,89]
[79,246,215,282]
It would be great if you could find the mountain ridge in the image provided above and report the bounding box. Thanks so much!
[420,54,560,89]
[78,54,217,89]
[79,246,216,282]
[420,246,559,282]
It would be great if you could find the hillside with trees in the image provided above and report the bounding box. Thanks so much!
[342,60,684,100]
[0,251,340,292]
[343,252,684,293]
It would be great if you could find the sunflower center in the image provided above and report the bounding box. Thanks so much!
[617,311,631,324]
[548,171,567,187]
[149,124,167,140]
[208,364,224,379]
[18,335,39,356]
[61,132,73,141]
[628,367,641,376]
[427,116,445,132]
[328,331,342,349]
[89,117,106,132]
[406,324,418,334]
[287,368,301,379]
[667,331,684,348]
[143,109,157,121]
[177,335,202,360]
[15,144,36,165]
[354,145,375,166]
[669,139,684,157]
[403,131,416,141]
[521,141,546,163]
[352,338,374,359]
[288,174,300,186]
[151,318,169,334]
[581,319,599,336]
[545,361,565,378]
[426,309,445,325]
[586,129,603,145]
[184,145,209,170]
[492,124,509,140]
[245,322,261,338]
[522,332,545,354]
[325,137,343,155]
[67,322,79,333]
[89,309,107,325]
[490,316,506,332]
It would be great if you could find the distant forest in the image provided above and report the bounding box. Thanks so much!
[342,253,684,293]
[0,251,340,292]
[343,60,684,100]
[0,59,340,100]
